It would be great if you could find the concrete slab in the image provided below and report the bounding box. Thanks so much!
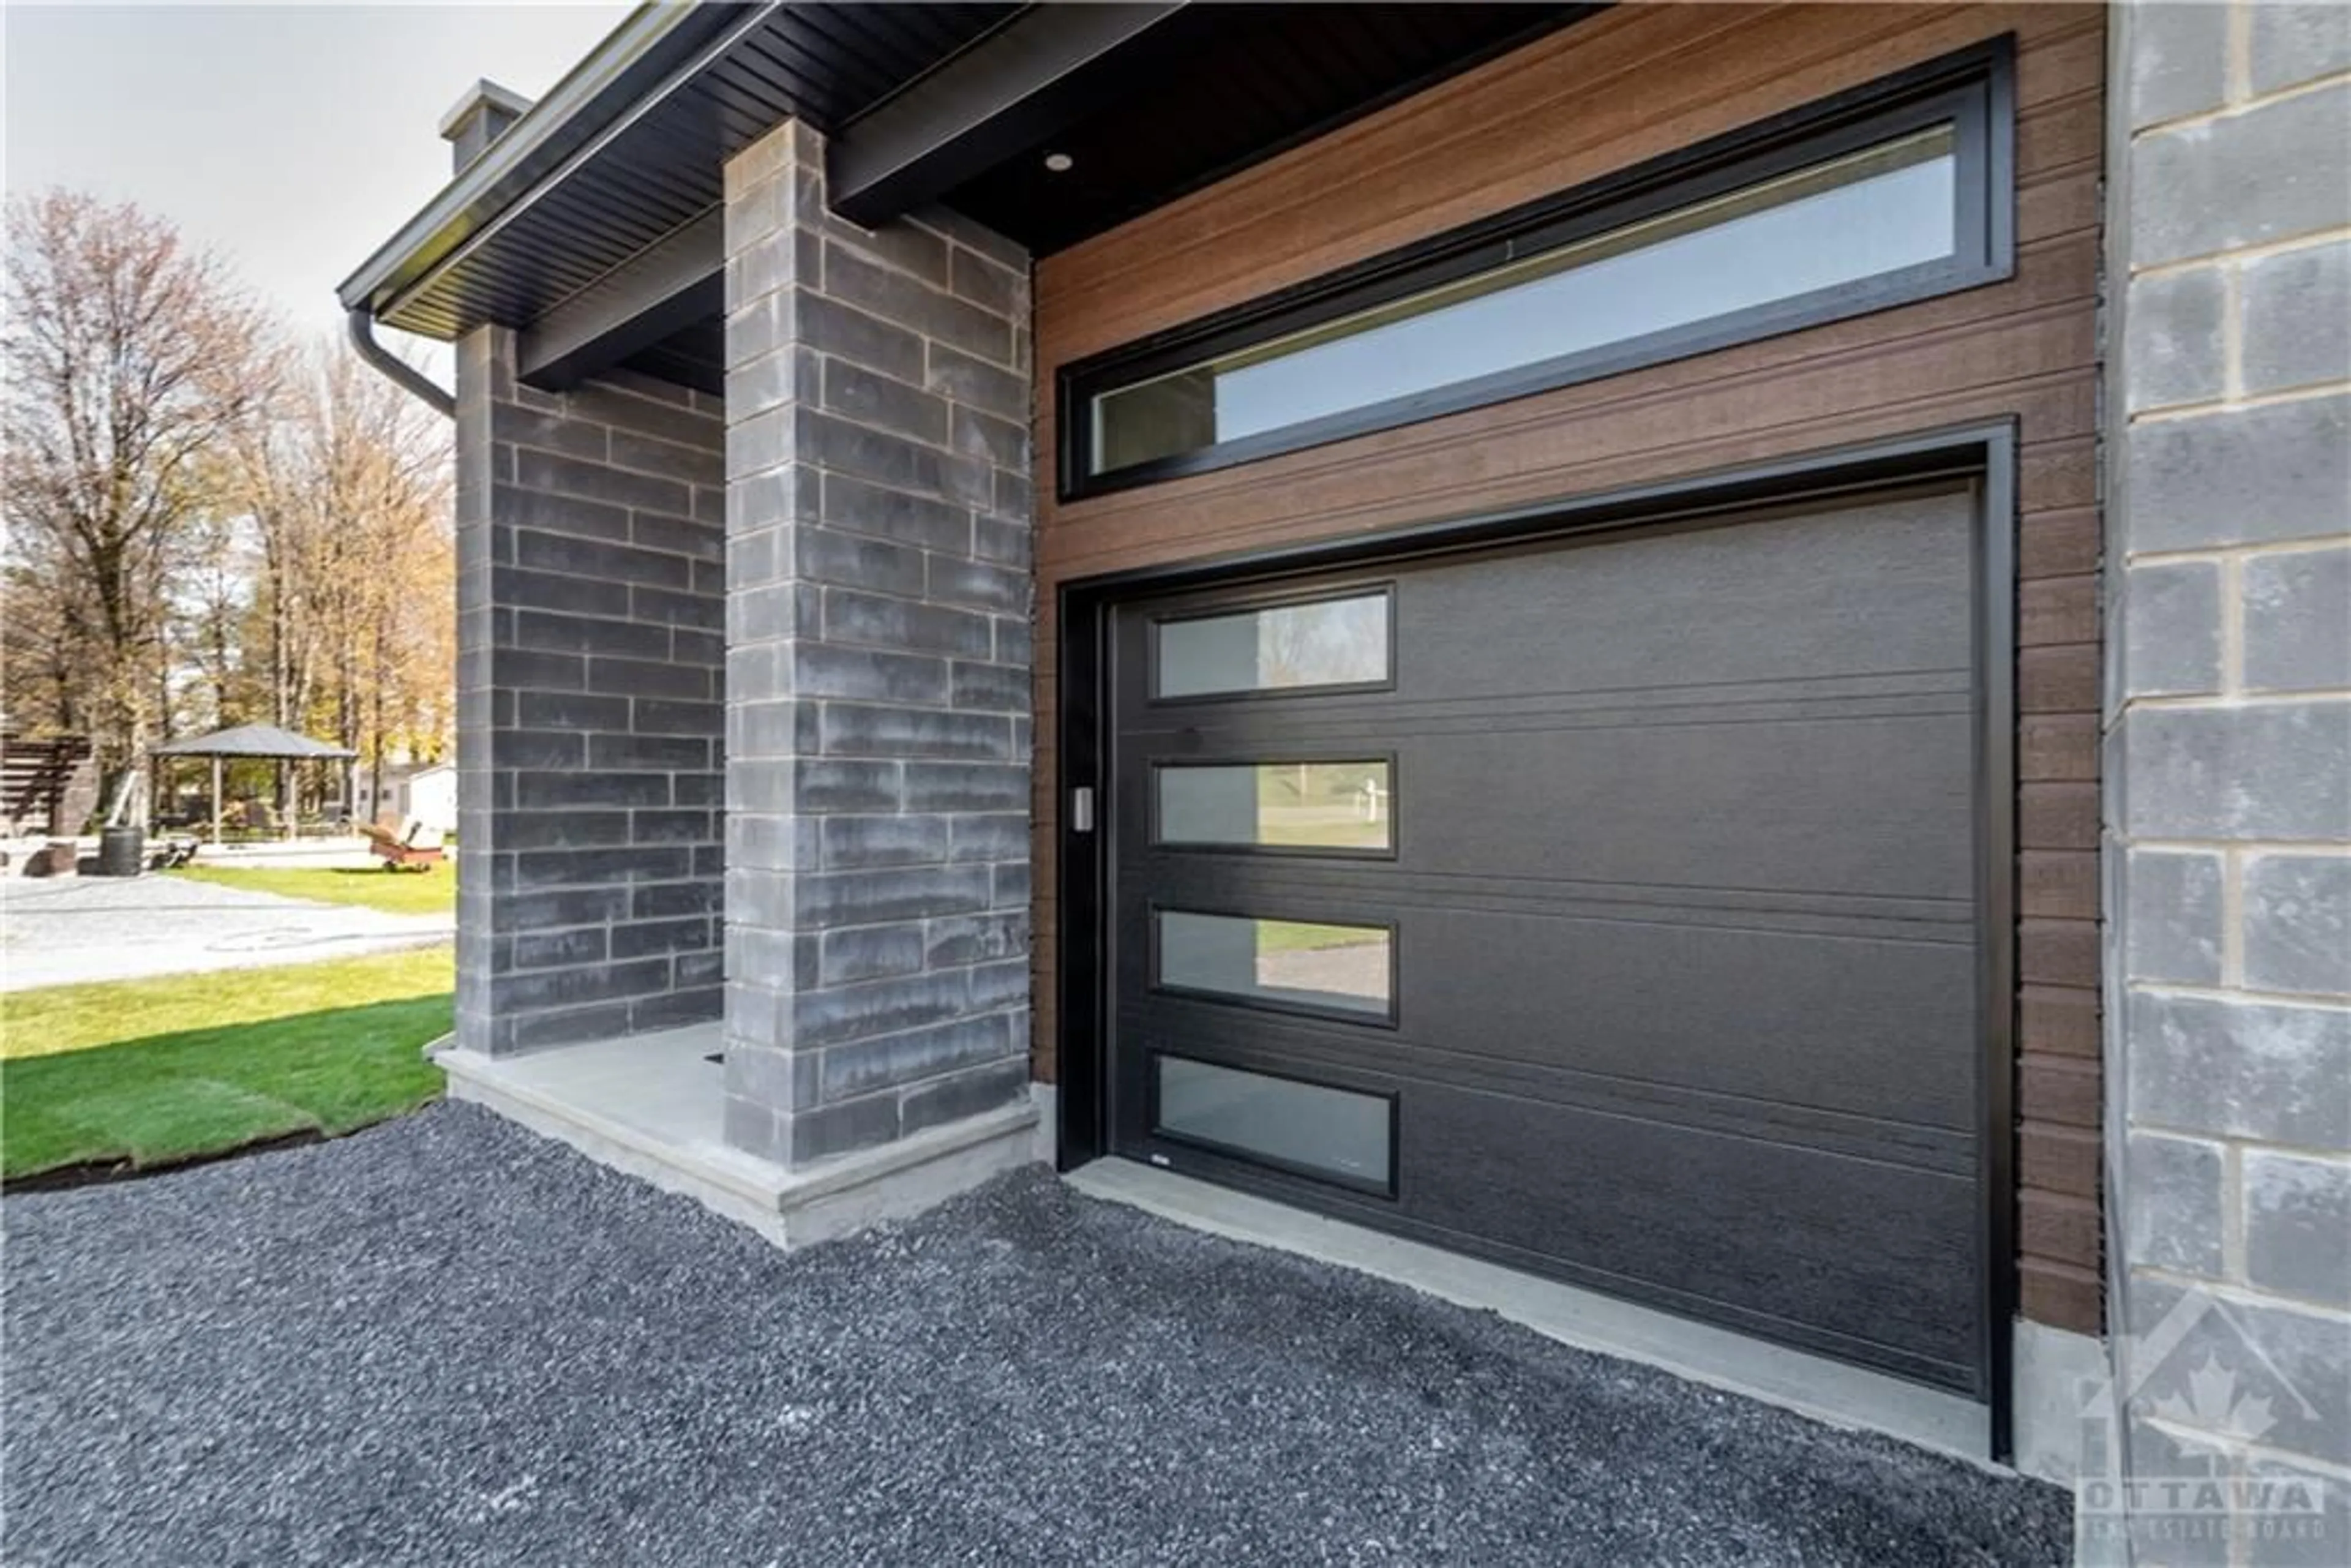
[0,875,451,991]
[1,836,397,872]
[438,1024,1042,1248]
[190,841,397,871]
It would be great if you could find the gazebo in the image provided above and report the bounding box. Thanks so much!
[151,724,358,843]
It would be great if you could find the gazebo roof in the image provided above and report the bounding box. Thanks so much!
[151,723,357,760]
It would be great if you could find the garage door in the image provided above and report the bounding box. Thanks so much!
[1104,483,1993,1395]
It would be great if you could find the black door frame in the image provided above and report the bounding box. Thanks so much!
[1054,419,2020,1458]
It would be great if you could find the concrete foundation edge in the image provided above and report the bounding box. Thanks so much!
[1067,1158,2111,1478]
[441,1051,1043,1250]
[1029,1082,1057,1168]
[2010,1316,2110,1486]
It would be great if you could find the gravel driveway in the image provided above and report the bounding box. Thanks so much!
[4,1104,2072,1566]
[0,874,449,990]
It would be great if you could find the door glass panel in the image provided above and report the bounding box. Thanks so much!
[1155,910,1392,1017]
[1156,1056,1392,1188]
[1153,593,1388,699]
[1157,762,1392,850]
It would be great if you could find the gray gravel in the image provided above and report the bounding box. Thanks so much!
[4,1103,2072,1566]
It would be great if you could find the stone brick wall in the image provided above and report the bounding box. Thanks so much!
[452,328,727,1056]
[2106,0,2350,1536]
[718,118,1035,1168]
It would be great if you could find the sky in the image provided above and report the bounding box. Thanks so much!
[3,1,632,376]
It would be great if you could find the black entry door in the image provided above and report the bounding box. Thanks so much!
[1105,484,1993,1395]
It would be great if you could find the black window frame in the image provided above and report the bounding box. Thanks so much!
[1057,37,2015,502]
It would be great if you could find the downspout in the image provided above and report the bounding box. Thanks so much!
[343,79,533,422]
[347,308,455,419]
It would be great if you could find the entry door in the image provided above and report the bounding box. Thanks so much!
[1105,484,1992,1395]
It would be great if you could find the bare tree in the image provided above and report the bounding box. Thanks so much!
[0,531,92,733]
[2,190,275,801]
[2,192,452,831]
[176,498,259,728]
[223,340,452,817]
[303,345,454,808]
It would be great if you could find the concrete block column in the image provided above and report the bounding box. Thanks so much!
[2104,1,2351,1553]
[451,327,728,1057]
[720,118,1035,1168]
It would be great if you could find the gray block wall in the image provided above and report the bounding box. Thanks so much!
[452,328,728,1056]
[2105,2,2350,1555]
[718,118,1035,1168]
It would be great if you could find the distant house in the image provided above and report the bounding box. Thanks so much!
[334,0,2351,1523]
[354,762,456,833]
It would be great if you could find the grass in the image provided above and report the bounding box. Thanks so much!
[1,946,452,1182]
[1257,920,1389,954]
[1261,819,1392,849]
[170,863,455,917]
[2,945,456,1062]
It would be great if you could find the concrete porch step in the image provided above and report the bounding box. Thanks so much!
[437,1024,1044,1248]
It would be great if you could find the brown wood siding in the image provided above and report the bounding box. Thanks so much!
[1026,2,2106,1336]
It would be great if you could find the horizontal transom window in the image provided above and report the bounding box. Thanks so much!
[1062,45,2009,497]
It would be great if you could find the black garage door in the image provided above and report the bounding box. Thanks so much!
[1105,484,1993,1395]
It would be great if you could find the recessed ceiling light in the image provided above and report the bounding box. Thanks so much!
[1043,152,1074,173]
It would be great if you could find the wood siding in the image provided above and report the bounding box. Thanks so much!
[1027,2,2107,1335]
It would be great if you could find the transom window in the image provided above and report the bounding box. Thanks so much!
[1062,45,2009,497]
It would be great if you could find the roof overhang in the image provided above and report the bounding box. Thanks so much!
[336,2,757,323]
[339,2,1597,396]
[825,2,1186,227]
[336,2,1026,339]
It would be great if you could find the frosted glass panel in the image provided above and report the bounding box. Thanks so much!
[1092,125,1959,474]
[1155,910,1390,1016]
[1157,1056,1391,1187]
[1153,594,1387,698]
[1158,762,1392,850]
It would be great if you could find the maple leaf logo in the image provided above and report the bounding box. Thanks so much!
[2149,1353,2279,1454]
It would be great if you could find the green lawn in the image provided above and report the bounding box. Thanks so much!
[1257,919,1389,954]
[1,946,452,1182]
[170,863,455,917]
